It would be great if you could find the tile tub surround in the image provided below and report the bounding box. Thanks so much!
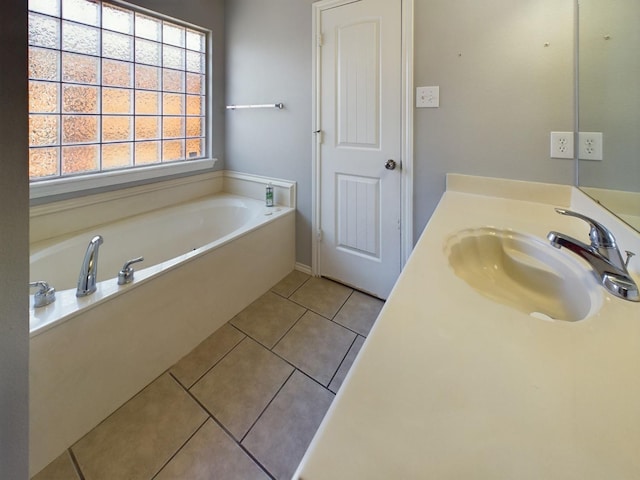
[295,176,640,480]
[32,272,383,480]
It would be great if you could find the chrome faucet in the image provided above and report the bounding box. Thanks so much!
[76,235,104,297]
[547,208,639,302]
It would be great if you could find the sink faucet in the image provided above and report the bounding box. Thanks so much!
[547,208,639,302]
[77,235,104,297]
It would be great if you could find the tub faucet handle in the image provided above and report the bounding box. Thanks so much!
[118,256,144,285]
[29,281,56,308]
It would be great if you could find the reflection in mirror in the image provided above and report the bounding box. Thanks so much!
[577,0,640,232]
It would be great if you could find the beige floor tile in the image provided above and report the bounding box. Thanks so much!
[273,311,356,386]
[72,373,207,480]
[32,450,80,480]
[230,291,306,348]
[333,290,384,336]
[155,419,269,480]
[271,270,310,298]
[190,338,294,441]
[289,277,352,319]
[243,370,334,480]
[171,323,246,388]
[329,335,366,393]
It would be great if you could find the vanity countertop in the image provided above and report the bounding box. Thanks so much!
[295,175,640,480]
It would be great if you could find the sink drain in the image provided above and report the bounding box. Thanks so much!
[529,311,555,321]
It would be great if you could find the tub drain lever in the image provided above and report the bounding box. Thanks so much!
[118,257,144,285]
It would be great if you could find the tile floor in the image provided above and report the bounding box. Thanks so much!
[34,271,384,480]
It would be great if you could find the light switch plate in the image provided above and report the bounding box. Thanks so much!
[416,86,439,108]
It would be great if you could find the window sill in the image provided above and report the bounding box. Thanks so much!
[29,158,218,200]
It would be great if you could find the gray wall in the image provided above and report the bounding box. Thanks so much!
[578,0,640,192]
[225,0,315,266]
[225,0,575,262]
[413,0,575,238]
[1,0,29,477]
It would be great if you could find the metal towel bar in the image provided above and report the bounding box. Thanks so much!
[226,103,284,110]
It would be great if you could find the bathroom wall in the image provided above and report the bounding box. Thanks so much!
[0,0,29,477]
[578,0,640,192]
[224,0,315,267]
[413,0,575,237]
[225,0,575,262]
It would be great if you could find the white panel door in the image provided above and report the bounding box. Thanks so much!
[319,0,401,299]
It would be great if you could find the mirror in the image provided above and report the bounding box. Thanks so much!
[577,0,640,232]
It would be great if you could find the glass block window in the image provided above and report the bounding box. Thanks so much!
[28,0,207,180]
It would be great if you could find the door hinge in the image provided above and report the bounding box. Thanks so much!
[317,34,323,47]
[315,130,323,144]
[317,229,323,241]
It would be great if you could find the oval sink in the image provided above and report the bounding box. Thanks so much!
[444,228,601,322]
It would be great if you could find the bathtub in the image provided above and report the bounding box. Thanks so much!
[30,193,291,334]
[29,188,295,476]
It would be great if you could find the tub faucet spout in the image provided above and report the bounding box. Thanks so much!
[547,208,638,302]
[77,235,104,297]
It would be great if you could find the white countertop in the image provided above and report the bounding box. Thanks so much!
[295,176,640,480]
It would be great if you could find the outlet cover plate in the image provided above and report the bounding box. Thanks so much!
[578,132,603,161]
[550,131,574,159]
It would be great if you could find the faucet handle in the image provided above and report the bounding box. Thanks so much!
[554,208,617,249]
[118,256,144,285]
[29,281,56,308]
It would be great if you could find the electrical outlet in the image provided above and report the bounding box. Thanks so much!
[578,132,603,161]
[550,132,574,159]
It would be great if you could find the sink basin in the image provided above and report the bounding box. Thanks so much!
[444,227,601,322]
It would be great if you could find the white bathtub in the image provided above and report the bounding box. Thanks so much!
[29,188,295,476]
[30,194,290,334]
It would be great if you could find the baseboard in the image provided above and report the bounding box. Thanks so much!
[295,262,313,276]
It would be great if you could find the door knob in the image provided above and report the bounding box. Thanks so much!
[385,159,397,170]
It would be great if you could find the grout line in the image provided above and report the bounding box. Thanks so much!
[285,298,340,321]
[254,331,335,397]
[269,309,309,351]
[239,369,296,444]
[285,278,356,321]
[150,416,209,479]
[270,273,312,300]
[284,275,313,299]
[182,333,248,390]
[67,448,86,480]
[330,313,367,337]
[180,375,278,480]
[294,365,338,393]
[329,289,354,321]
[326,334,359,392]
[231,306,305,352]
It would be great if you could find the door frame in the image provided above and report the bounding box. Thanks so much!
[311,0,414,277]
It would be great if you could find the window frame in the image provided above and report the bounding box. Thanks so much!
[28,0,215,200]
